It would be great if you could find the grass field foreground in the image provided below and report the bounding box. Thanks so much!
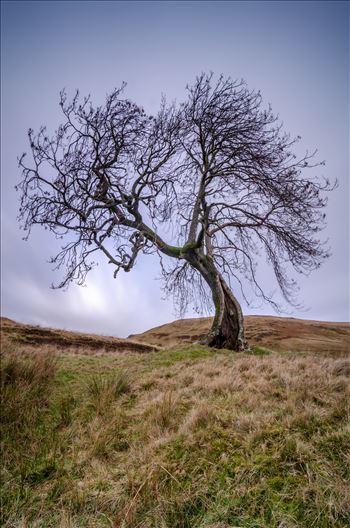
[1,334,350,527]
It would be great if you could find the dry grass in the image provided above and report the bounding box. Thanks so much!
[1,316,159,354]
[130,315,350,355]
[1,318,350,527]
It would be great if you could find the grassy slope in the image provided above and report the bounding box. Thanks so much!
[0,317,159,354]
[129,315,350,355]
[1,318,350,528]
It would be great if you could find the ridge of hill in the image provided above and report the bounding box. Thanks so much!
[1,314,349,355]
[129,315,350,354]
[0,316,159,353]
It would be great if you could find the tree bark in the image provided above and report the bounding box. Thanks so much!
[184,250,248,351]
[206,272,247,350]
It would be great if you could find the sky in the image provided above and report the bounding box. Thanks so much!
[1,0,349,337]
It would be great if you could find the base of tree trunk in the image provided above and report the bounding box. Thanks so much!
[205,330,247,351]
[205,325,249,351]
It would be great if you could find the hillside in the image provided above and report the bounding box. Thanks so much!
[2,314,349,355]
[130,315,350,354]
[1,315,350,527]
[0,316,159,353]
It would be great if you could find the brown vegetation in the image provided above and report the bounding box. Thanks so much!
[130,315,350,355]
[1,317,159,354]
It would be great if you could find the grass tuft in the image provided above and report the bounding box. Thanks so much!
[86,370,131,414]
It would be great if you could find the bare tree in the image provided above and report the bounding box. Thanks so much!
[18,74,333,350]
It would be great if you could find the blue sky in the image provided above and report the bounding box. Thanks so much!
[1,1,349,335]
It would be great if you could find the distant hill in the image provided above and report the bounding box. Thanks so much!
[1,314,349,356]
[0,316,159,354]
[129,315,350,355]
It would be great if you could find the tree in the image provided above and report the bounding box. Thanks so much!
[18,74,333,351]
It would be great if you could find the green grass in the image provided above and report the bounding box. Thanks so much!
[249,345,271,356]
[1,343,349,527]
[150,343,229,367]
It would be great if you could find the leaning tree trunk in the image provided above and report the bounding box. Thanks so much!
[206,272,247,350]
[186,251,248,351]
